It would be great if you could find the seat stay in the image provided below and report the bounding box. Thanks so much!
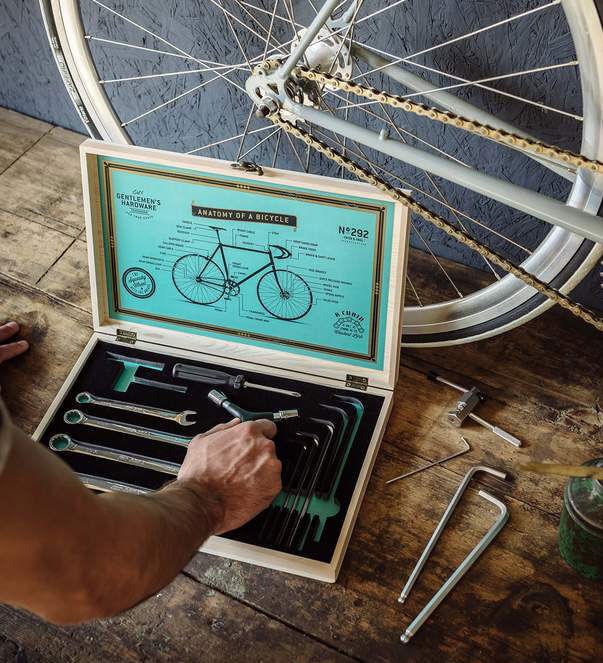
[198,244,222,278]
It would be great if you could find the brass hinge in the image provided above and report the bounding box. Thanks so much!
[116,329,137,345]
[345,374,368,391]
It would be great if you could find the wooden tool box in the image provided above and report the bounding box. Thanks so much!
[33,140,410,582]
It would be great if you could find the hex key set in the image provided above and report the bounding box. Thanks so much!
[36,338,387,574]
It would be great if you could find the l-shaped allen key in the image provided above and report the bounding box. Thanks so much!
[398,465,509,643]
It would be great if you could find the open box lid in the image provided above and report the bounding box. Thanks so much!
[81,140,410,391]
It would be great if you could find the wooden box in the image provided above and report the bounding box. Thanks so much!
[33,140,409,582]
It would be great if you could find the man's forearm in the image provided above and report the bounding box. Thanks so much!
[0,426,221,624]
[87,481,223,619]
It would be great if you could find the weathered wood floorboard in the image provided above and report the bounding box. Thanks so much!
[0,574,353,663]
[0,112,600,663]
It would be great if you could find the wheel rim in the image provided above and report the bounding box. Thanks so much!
[172,254,226,304]
[257,270,313,320]
[43,0,603,345]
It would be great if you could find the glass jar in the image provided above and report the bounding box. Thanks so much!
[558,458,603,580]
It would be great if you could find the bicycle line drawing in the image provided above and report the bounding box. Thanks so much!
[172,226,313,321]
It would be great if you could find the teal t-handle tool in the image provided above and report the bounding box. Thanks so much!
[106,351,165,392]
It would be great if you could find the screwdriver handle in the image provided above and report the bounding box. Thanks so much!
[172,364,245,390]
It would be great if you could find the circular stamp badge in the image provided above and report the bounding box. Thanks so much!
[333,309,366,340]
[122,267,156,299]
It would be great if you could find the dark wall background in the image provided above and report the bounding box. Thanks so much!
[0,0,601,310]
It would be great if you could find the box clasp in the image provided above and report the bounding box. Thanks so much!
[346,374,369,391]
[116,329,137,345]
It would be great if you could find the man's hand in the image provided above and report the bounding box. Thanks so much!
[177,418,282,534]
[0,321,29,365]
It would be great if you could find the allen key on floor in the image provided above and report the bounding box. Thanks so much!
[398,465,507,605]
[400,490,508,644]
[386,437,471,485]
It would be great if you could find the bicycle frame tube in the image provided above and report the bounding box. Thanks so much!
[284,101,603,243]
[260,0,603,244]
[206,241,279,289]
[349,43,575,183]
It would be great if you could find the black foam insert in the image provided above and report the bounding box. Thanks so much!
[38,339,385,564]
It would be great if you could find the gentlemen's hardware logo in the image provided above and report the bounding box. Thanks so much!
[192,204,297,228]
[116,189,162,219]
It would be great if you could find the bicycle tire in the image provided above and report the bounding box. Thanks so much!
[257,269,313,321]
[40,0,603,345]
[172,254,226,305]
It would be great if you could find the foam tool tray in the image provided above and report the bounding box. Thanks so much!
[34,140,409,581]
[37,340,385,566]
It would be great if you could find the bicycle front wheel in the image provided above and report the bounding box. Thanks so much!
[172,254,226,305]
[257,270,313,321]
[42,0,603,345]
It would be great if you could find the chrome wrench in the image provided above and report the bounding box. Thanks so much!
[76,392,196,426]
[64,409,192,448]
[78,473,150,495]
[50,433,180,475]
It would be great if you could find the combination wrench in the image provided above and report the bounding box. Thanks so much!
[76,392,196,426]
[50,434,180,475]
[64,409,192,448]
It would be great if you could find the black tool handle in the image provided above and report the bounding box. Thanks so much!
[172,364,245,390]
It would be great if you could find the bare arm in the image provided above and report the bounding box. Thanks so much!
[0,405,280,623]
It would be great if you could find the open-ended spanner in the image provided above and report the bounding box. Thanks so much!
[76,392,197,426]
[50,433,180,475]
[64,409,192,448]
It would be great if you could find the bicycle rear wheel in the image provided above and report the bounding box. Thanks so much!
[41,0,603,345]
[172,254,226,305]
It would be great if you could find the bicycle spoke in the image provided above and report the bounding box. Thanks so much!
[406,276,423,307]
[90,0,246,94]
[239,127,281,160]
[272,129,283,167]
[219,0,254,71]
[187,126,274,155]
[236,106,255,161]
[207,0,288,57]
[84,36,244,69]
[402,61,579,99]
[100,68,233,85]
[263,0,281,62]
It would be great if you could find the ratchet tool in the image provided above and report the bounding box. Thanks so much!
[428,371,521,448]
[173,363,301,398]
[76,392,196,426]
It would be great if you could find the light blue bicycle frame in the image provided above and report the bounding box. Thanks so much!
[246,0,603,244]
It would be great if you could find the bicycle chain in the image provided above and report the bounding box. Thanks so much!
[256,61,603,331]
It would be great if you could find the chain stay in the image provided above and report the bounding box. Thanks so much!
[256,60,603,331]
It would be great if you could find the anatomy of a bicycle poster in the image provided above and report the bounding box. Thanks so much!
[96,156,397,371]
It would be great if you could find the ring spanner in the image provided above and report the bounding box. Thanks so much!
[64,409,192,448]
[50,434,180,475]
[78,473,150,495]
[76,392,196,426]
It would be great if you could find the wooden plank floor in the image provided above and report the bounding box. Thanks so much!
[0,107,601,663]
